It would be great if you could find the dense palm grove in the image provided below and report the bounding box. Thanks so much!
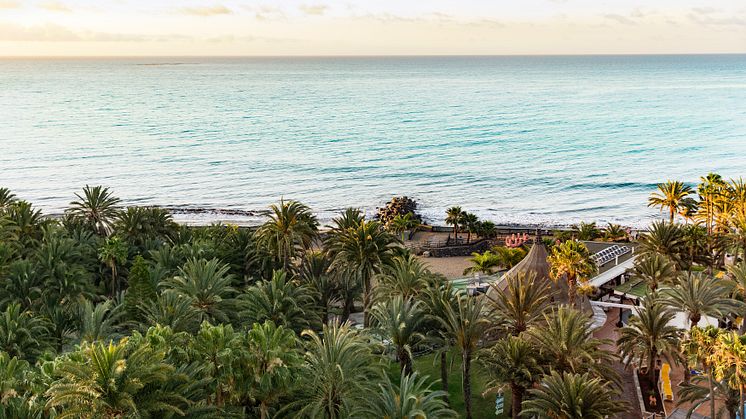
[1,173,746,418]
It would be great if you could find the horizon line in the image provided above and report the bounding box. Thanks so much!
[1,52,746,59]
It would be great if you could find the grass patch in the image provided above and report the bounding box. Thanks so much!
[386,350,510,418]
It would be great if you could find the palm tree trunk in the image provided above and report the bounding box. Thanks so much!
[400,347,413,376]
[708,366,715,419]
[440,351,450,405]
[510,382,524,419]
[740,384,744,419]
[363,275,371,328]
[648,351,657,384]
[670,207,675,224]
[463,350,473,419]
[567,276,577,309]
[110,261,118,296]
[260,401,268,419]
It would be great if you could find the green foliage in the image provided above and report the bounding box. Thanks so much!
[124,255,157,318]
[521,371,626,419]
[239,270,319,334]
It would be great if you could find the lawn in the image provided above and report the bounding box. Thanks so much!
[386,349,511,418]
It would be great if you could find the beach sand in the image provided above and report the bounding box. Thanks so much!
[417,255,472,279]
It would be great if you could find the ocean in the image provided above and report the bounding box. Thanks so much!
[2,55,745,227]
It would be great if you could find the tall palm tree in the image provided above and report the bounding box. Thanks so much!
[527,306,618,383]
[45,339,185,418]
[617,292,682,383]
[163,258,237,324]
[441,294,490,419]
[98,236,128,296]
[255,199,318,272]
[445,206,464,241]
[547,240,597,308]
[485,271,551,336]
[299,250,337,325]
[365,372,456,418]
[463,251,501,275]
[67,185,121,236]
[460,212,479,244]
[681,326,722,419]
[290,322,380,418]
[712,331,746,419]
[682,222,709,270]
[370,296,424,375]
[421,280,459,403]
[328,219,397,327]
[638,221,686,269]
[649,180,694,223]
[698,173,726,236]
[728,262,746,331]
[375,254,431,300]
[632,254,677,291]
[521,371,626,419]
[481,336,542,419]
[239,270,318,334]
[663,272,741,329]
[678,374,740,419]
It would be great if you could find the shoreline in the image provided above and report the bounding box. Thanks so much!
[40,204,651,231]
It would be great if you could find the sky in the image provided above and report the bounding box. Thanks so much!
[0,0,745,56]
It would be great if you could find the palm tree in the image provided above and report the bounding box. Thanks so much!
[638,221,686,269]
[255,199,318,272]
[486,271,551,336]
[463,251,501,275]
[445,207,463,241]
[243,321,301,419]
[388,212,419,241]
[290,322,379,418]
[115,206,177,248]
[98,235,128,296]
[572,221,600,241]
[328,219,397,327]
[679,374,740,419]
[421,280,459,403]
[370,296,424,375]
[663,272,741,329]
[0,303,51,362]
[521,371,626,419]
[603,223,628,241]
[681,326,722,419]
[191,321,241,407]
[527,306,618,382]
[375,254,431,300]
[0,187,16,210]
[492,246,528,270]
[712,331,746,419]
[77,299,124,343]
[163,258,236,324]
[67,185,121,236]
[632,254,677,291]
[461,212,479,244]
[617,292,682,383]
[441,294,490,419]
[239,270,318,334]
[46,339,185,418]
[365,372,456,418]
[648,180,694,223]
[139,291,201,333]
[547,240,597,308]
[682,222,709,270]
[481,336,542,419]
[299,250,337,325]
[698,173,726,236]
[728,262,746,331]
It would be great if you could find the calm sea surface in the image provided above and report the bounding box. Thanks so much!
[2,55,746,227]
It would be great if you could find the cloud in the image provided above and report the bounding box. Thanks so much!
[0,1,19,9]
[39,1,70,12]
[0,22,192,42]
[603,14,637,25]
[689,8,746,26]
[181,5,232,16]
[299,4,327,16]
[242,5,285,21]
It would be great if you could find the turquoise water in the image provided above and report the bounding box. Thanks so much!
[2,55,746,227]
